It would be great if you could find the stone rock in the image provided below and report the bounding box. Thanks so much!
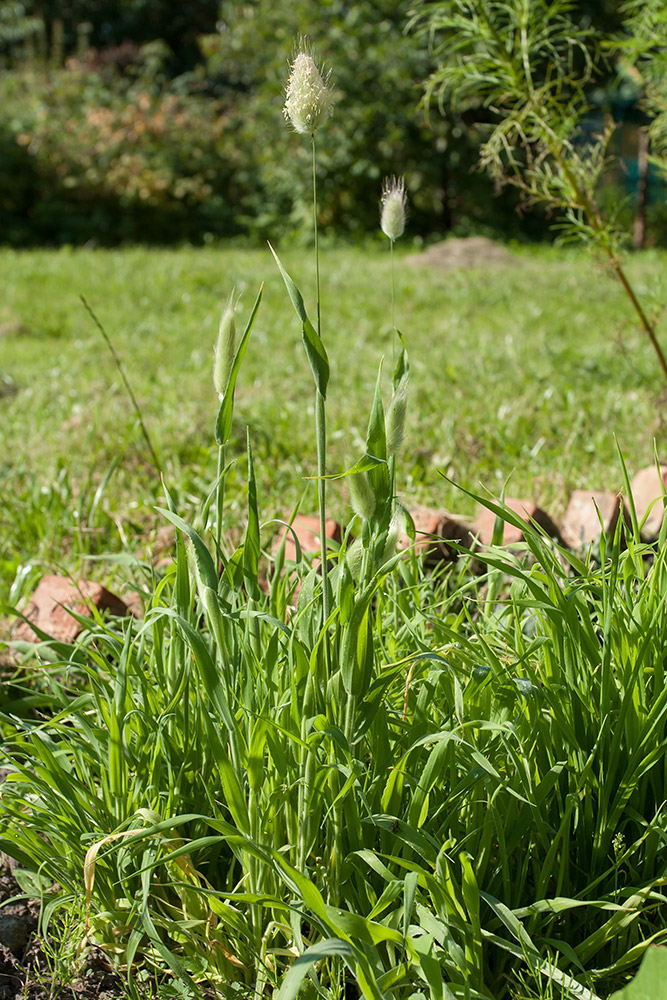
[397,506,474,564]
[561,490,627,549]
[0,873,38,958]
[12,575,128,644]
[630,465,667,540]
[122,590,144,619]
[474,498,561,547]
[0,914,29,957]
[273,515,342,564]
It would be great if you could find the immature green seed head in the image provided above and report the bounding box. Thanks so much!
[348,471,376,521]
[213,293,237,400]
[386,373,408,456]
[187,545,205,605]
[380,176,407,242]
[345,538,364,580]
[379,512,403,567]
[283,47,334,135]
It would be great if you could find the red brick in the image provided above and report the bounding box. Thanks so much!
[122,590,144,619]
[474,498,560,547]
[273,515,341,564]
[630,465,667,540]
[12,575,128,644]
[561,490,627,549]
[397,506,473,564]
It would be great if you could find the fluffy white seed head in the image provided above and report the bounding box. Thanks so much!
[283,48,334,135]
[380,176,407,242]
[348,471,376,521]
[213,293,237,400]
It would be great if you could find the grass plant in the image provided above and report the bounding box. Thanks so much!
[3,234,667,995]
[281,42,336,625]
[4,423,667,998]
[4,38,667,1000]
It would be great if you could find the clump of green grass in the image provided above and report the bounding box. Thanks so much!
[3,243,667,600]
[5,423,667,999]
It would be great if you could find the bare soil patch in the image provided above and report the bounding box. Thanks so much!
[0,865,125,1000]
[405,235,519,270]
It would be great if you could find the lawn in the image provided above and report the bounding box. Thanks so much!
[2,241,667,600]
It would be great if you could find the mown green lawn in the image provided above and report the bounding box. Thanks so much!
[2,240,667,599]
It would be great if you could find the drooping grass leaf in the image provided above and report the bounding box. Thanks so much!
[215,284,263,446]
[268,242,329,397]
[276,939,354,1000]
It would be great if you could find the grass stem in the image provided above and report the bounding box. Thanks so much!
[610,256,667,381]
[80,295,162,477]
[391,238,396,368]
[312,133,331,624]
[216,443,226,559]
[554,150,667,383]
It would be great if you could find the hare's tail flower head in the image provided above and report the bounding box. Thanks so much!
[380,176,407,242]
[213,293,237,400]
[283,46,334,135]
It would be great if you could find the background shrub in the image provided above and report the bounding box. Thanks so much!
[0,0,545,246]
[0,0,658,247]
[0,52,250,244]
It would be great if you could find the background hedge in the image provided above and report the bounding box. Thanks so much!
[0,0,653,246]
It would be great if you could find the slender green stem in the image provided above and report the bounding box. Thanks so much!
[344,693,357,747]
[390,238,396,367]
[216,443,225,559]
[309,133,336,910]
[248,788,262,981]
[327,738,342,907]
[610,257,667,382]
[312,133,331,623]
[390,239,396,330]
[80,295,161,477]
[298,677,316,872]
[388,237,403,639]
[312,135,322,344]
[315,393,330,622]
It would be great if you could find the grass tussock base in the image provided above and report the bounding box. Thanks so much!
[3,328,667,1000]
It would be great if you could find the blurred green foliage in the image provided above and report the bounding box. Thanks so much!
[0,0,219,73]
[203,0,476,241]
[0,0,539,245]
[0,0,654,246]
[0,51,247,244]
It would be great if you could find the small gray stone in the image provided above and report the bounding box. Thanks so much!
[0,914,29,957]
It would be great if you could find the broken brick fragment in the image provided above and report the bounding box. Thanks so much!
[561,490,627,550]
[630,465,667,540]
[474,498,561,548]
[12,575,128,644]
[397,506,473,564]
[122,590,144,619]
[273,515,341,564]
